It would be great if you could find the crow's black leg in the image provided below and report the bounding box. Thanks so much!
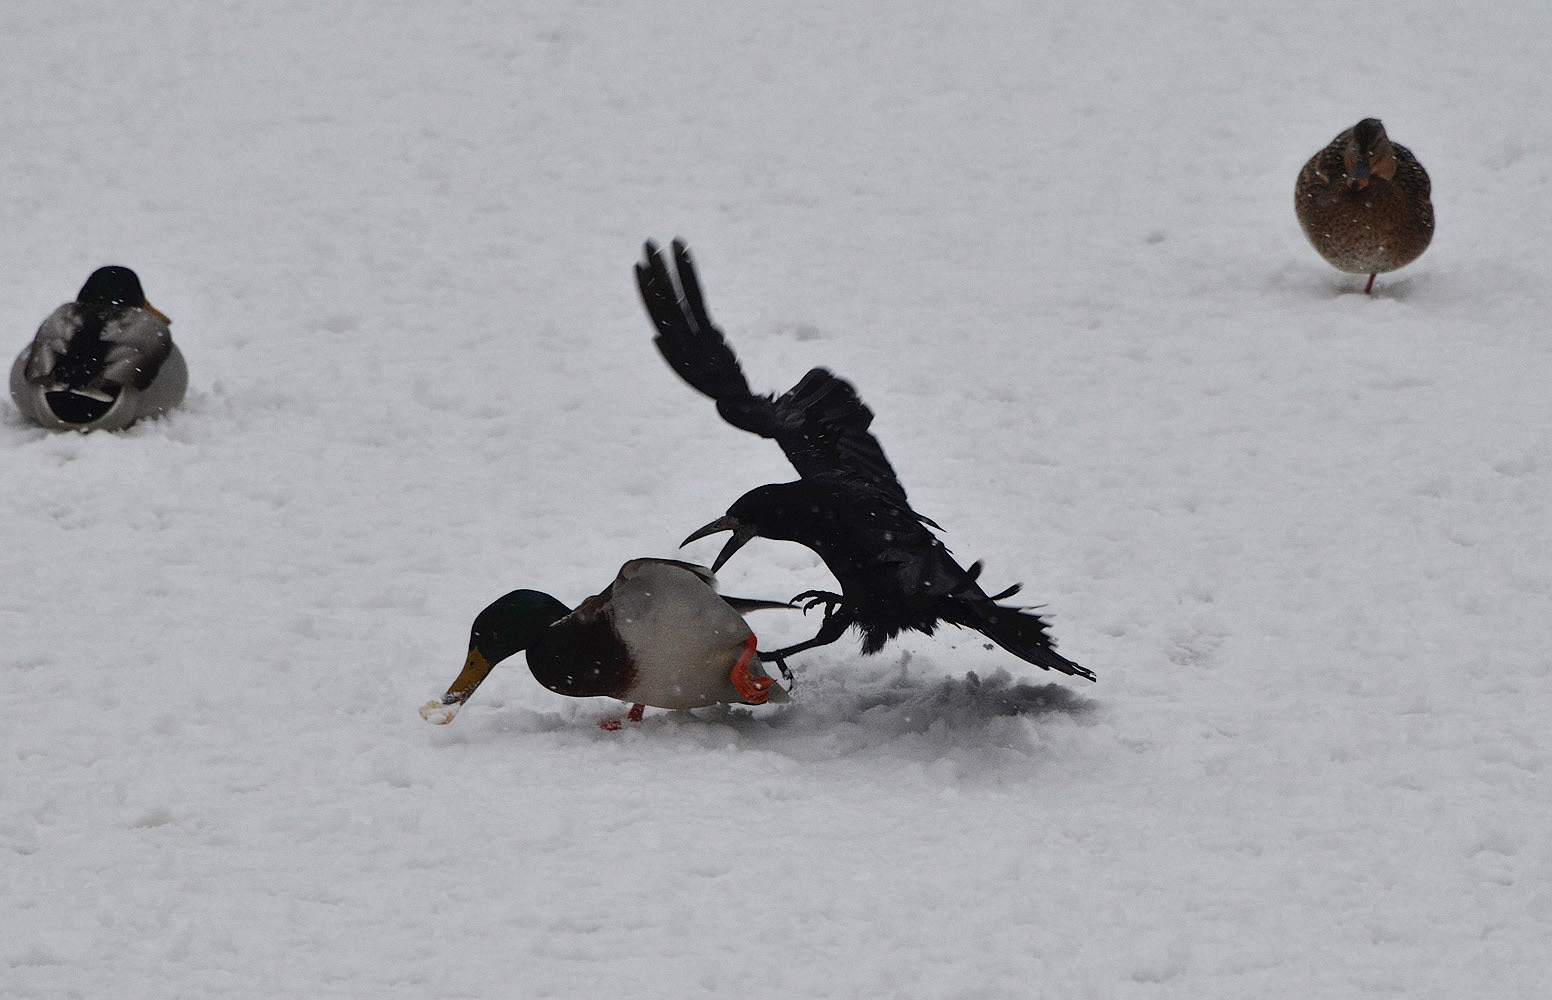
[758,649,797,686]
[792,589,845,618]
[767,609,854,660]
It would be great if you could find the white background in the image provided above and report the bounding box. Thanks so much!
[4,2,1549,997]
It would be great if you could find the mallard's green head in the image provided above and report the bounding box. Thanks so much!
[438,590,571,710]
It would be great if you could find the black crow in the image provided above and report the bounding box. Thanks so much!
[635,239,1093,682]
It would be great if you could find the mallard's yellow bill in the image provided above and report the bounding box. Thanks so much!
[418,647,494,725]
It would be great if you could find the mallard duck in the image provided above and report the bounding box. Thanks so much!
[1295,118,1434,293]
[10,266,187,431]
[420,558,793,725]
[636,240,1094,682]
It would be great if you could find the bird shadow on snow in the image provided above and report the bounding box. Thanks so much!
[466,655,1099,766]
[741,660,1099,766]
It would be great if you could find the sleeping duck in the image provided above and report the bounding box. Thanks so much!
[10,266,187,430]
[1295,118,1434,294]
[420,558,793,725]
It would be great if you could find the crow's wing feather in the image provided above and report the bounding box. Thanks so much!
[636,239,908,502]
[771,368,909,504]
[635,241,760,423]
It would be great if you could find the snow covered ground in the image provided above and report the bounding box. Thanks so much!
[4,2,1551,996]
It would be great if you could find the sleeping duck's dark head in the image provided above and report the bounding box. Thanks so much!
[77,266,170,323]
[437,589,571,709]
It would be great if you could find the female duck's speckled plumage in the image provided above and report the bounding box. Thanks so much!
[1295,118,1433,293]
[10,266,187,431]
[421,558,791,725]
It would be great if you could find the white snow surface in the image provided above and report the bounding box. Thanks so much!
[4,3,1551,997]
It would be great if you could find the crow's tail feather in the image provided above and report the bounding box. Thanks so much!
[951,598,1095,681]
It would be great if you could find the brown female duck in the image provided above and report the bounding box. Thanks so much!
[1295,118,1433,293]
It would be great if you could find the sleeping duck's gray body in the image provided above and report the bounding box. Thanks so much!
[11,269,186,431]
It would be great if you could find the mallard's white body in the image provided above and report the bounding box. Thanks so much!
[605,558,790,709]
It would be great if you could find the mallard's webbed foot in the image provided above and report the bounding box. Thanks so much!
[599,703,647,730]
[729,635,773,704]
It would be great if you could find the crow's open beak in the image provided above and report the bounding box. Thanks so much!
[682,515,756,572]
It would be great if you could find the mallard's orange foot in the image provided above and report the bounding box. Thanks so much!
[732,665,774,703]
[729,635,772,703]
[598,704,646,731]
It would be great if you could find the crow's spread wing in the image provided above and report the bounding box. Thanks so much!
[636,239,908,503]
